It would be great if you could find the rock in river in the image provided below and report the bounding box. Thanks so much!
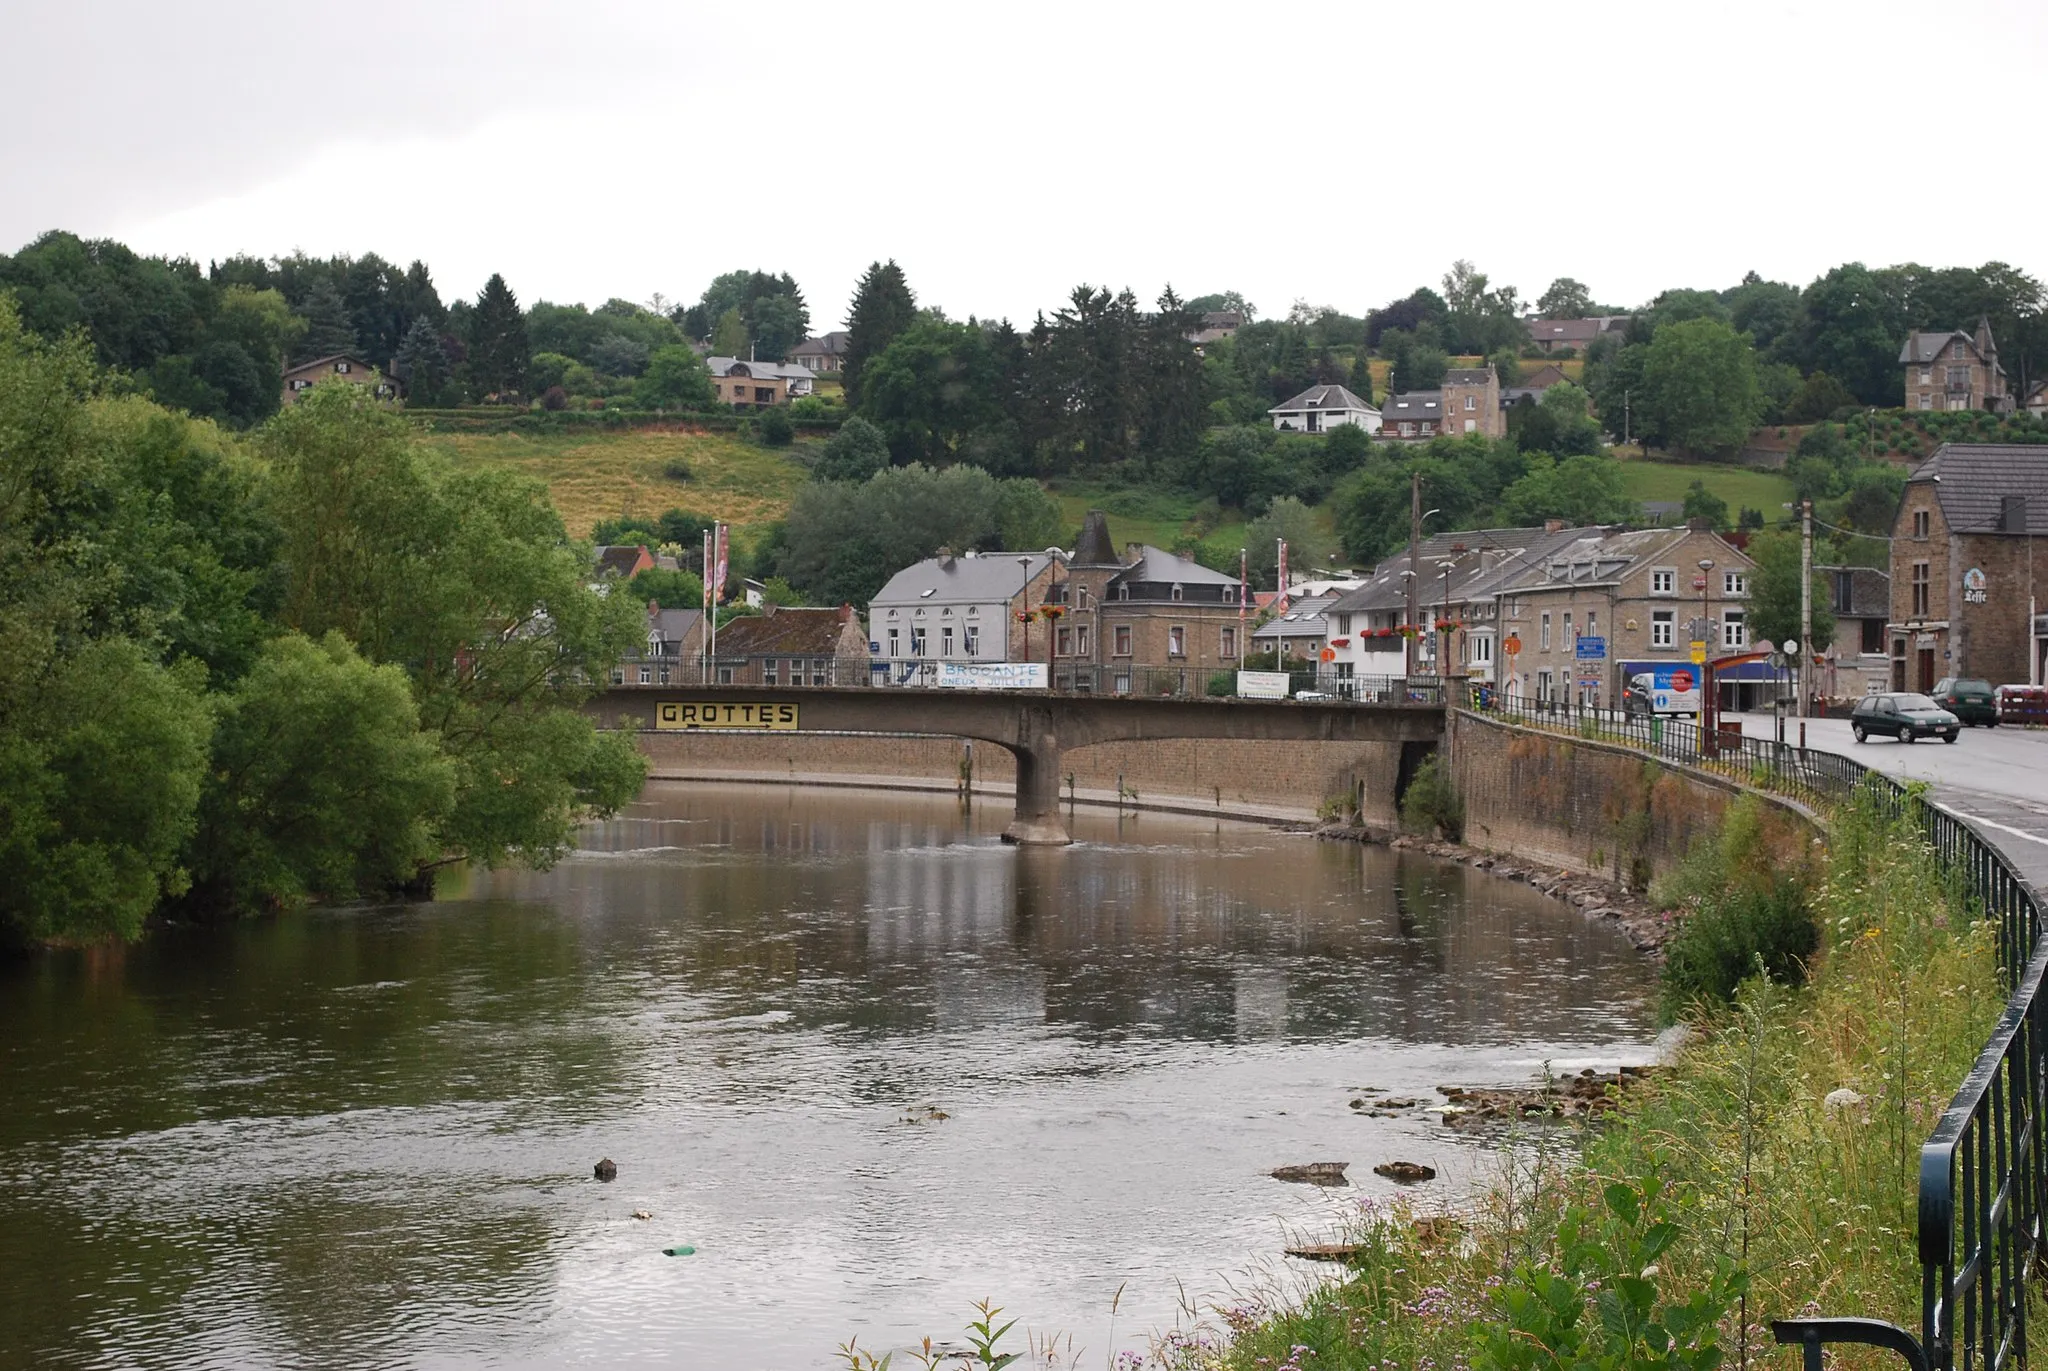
[1270,1162,1349,1186]
[1372,1161,1436,1183]
[594,1158,618,1182]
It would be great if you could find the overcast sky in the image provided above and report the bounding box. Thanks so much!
[10,0,2047,327]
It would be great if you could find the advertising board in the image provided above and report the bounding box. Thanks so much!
[933,662,1049,690]
[1626,663,1701,716]
[1235,671,1290,699]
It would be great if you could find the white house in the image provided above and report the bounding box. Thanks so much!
[1267,383,1381,434]
[866,549,1060,685]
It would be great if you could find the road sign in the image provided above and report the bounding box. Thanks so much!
[657,702,799,731]
[1575,636,1606,661]
[1319,647,1336,662]
[1690,640,1707,665]
[1502,633,1522,655]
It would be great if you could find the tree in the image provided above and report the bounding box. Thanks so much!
[1440,259,1524,355]
[394,316,453,405]
[295,276,358,361]
[1639,317,1761,456]
[1783,263,1910,406]
[858,319,1003,464]
[178,632,454,918]
[1495,455,1634,526]
[1784,369,1854,423]
[842,259,917,408]
[1245,497,1334,589]
[750,294,808,360]
[627,565,704,609]
[1682,479,1730,528]
[710,307,749,358]
[814,416,891,482]
[1388,334,1449,393]
[757,405,795,446]
[464,272,530,397]
[1746,529,1835,653]
[1537,277,1594,319]
[634,345,716,409]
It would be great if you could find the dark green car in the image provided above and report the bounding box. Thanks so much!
[1851,692,1960,744]
[1932,677,1999,726]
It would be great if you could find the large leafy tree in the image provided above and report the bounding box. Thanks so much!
[1537,277,1594,319]
[684,270,809,357]
[1746,529,1835,653]
[1245,496,1334,589]
[1639,318,1761,456]
[634,345,715,409]
[842,259,917,408]
[858,318,1004,463]
[464,272,531,398]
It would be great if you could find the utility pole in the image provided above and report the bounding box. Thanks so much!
[1623,389,1631,449]
[1799,499,1813,721]
[1406,471,1421,679]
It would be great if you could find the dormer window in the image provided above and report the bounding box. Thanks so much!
[335,361,351,373]
[1171,583,1184,601]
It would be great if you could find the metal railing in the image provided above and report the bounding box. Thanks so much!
[1463,689,2048,1371]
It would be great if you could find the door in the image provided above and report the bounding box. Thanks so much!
[1916,648,1936,693]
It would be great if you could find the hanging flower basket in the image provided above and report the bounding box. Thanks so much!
[1016,609,1037,623]
[1039,604,1065,621]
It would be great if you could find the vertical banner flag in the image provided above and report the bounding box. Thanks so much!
[1276,539,1289,615]
[1238,547,1247,659]
[701,530,712,612]
[712,523,729,603]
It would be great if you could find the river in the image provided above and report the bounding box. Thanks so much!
[0,782,1658,1370]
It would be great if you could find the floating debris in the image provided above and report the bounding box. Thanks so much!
[1270,1162,1349,1186]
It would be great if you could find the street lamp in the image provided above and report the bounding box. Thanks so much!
[1040,546,1065,681]
[1697,558,1717,746]
[1017,555,1035,665]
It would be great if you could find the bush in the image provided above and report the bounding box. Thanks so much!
[541,385,568,411]
[1655,795,1816,1020]
[662,457,692,482]
[1398,753,1463,840]
[1206,671,1234,697]
[757,406,795,446]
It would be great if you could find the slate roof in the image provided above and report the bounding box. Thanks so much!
[1817,565,1890,619]
[634,607,703,659]
[1323,526,1599,616]
[1899,330,1984,365]
[1382,391,1443,417]
[789,331,849,357]
[1111,546,1239,587]
[870,551,1055,606]
[1251,594,1337,641]
[1201,310,1244,329]
[1910,443,2048,535]
[715,605,863,656]
[1442,368,1494,387]
[1269,383,1377,414]
[705,356,818,381]
[1072,510,1120,567]
[1524,318,1607,346]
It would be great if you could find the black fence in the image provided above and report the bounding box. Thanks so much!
[1464,690,2048,1371]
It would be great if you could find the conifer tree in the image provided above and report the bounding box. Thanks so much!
[295,277,357,362]
[465,273,530,398]
[394,316,450,405]
[842,260,916,409]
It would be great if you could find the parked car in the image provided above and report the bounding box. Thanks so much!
[1931,677,1999,726]
[1294,689,1334,702]
[1850,692,1960,744]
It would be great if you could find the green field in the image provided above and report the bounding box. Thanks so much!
[418,426,812,540]
[1046,481,1267,565]
[1617,459,1797,518]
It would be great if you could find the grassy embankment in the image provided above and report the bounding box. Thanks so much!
[1616,460,1797,519]
[418,427,813,543]
[1161,788,2004,1371]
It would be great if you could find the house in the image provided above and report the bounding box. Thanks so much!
[1267,383,1381,434]
[2026,378,2048,420]
[1523,316,1628,354]
[1381,391,1444,438]
[705,357,817,407]
[788,332,850,374]
[280,353,397,406]
[1046,512,1249,692]
[1887,444,2048,690]
[1815,564,1891,701]
[1441,368,1505,438]
[867,548,1060,685]
[1504,363,1573,406]
[1188,310,1244,346]
[709,604,871,686]
[1251,594,1340,661]
[1500,523,1762,710]
[612,603,707,687]
[1899,317,2010,412]
[593,544,657,584]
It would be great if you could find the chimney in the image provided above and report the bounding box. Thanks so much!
[1685,516,1714,532]
[937,546,955,568]
[1124,542,1143,566]
[1544,519,1565,533]
[2002,495,2028,532]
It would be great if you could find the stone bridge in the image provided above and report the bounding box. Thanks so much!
[589,686,1446,843]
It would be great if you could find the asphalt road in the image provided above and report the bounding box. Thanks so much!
[1730,710,2048,891]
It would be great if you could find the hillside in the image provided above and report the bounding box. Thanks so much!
[1616,459,1797,517]
[418,427,812,540]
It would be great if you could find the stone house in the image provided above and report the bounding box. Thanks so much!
[868,549,1060,684]
[1267,383,1381,434]
[709,604,871,686]
[1048,512,1247,692]
[1499,525,1759,710]
[788,332,849,374]
[1440,368,1505,438]
[1504,364,1572,406]
[1899,317,2010,412]
[1188,310,1243,346]
[1251,594,1340,661]
[1816,564,1891,701]
[281,353,397,406]
[1523,316,1628,354]
[1887,444,2048,690]
[705,357,817,406]
[612,604,707,686]
[1380,391,1444,438]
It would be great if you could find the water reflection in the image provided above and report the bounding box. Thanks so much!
[0,782,1656,1370]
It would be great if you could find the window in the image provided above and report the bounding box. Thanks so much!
[1113,625,1132,656]
[335,361,351,373]
[789,658,806,683]
[1862,618,1884,654]
[1652,610,1675,647]
[658,666,670,685]
[1171,583,1184,601]
[1723,571,1747,596]
[1168,626,1187,657]
[812,658,829,686]
[941,626,955,656]
[1472,634,1493,664]
[1721,609,1746,648]
[1586,611,1597,638]
[1113,671,1132,694]
[610,668,625,685]
[887,627,900,656]
[1911,561,1930,616]
[1947,365,1970,389]
[1464,394,1477,411]
[964,624,979,655]
[1919,393,1933,410]
[912,627,927,655]
[1919,366,1933,384]
[1955,342,1970,360]
[1952,395,1973,412]
[1221,626,1238,659]
[1056,626,1072,656]
[637,665,651,685]
[1075,625,1090,656]
[1563,611,1573,646]
[717,666,735,685]
[1650,568,1675,595]
[1913,509,1930,539]
[1540,612,1552,650]
[1337,614,1352,634]
[763,660,779,685]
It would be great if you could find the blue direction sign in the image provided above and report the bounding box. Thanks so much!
[1574,636,1607,661]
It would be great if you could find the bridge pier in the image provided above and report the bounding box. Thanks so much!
[1002,739,1070,846]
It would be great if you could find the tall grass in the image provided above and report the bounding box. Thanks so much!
[1144,786,2003,1370]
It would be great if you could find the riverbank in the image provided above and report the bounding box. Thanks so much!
[1151,789,2004,1371]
